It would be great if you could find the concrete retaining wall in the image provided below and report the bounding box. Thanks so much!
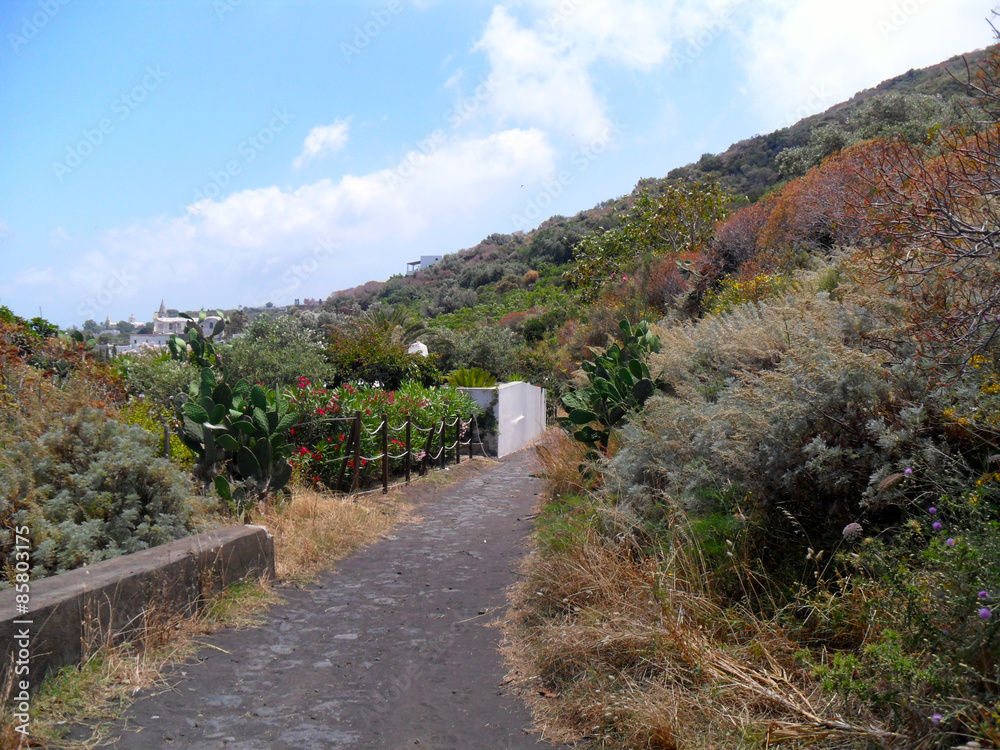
[0,525,274,691]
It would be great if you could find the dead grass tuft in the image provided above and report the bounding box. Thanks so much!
[533,429,598,498]
[503,442,898,749]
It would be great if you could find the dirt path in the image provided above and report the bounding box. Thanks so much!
[101,450,551,750]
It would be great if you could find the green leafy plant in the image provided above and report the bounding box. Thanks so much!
[173,367,296,520]
[445,367,497,387]
[559,319,671,452]
[167,310,226,368]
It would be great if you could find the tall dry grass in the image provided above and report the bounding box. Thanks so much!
[501,434,900,749]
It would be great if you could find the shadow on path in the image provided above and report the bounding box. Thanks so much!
[104,450,553,750]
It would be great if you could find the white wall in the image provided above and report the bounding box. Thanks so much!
[460,382,547,458]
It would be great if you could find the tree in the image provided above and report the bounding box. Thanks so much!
[565,181,731,299]
[853,43,1000,370]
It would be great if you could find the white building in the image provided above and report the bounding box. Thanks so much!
[124,301,223,352]
[405,255,443,275]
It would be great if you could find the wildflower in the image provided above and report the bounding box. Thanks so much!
[980,608,992,620]
[946,538,955,546]
[298,377,311,389]
[933,521,943,531]
[298,446,310,455]
[928,507,936,514]
[931,713,942,725]
[905,467,913,475]
[979,591,990,600]
[842,523,863,541]
[290,428,295,436]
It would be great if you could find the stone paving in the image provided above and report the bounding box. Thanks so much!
[102,450,551,750]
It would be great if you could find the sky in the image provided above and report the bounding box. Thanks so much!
[0,0,995,327]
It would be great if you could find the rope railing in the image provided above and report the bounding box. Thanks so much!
[287,409,487,495]
[160,404,490,494]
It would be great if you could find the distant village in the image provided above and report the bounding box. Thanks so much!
[78,297,324,354]
[76,254,447,354]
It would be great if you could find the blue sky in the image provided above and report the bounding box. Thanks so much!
[0,0,994,327]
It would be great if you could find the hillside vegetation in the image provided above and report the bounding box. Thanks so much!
[500,41,1000,750]
[4,34,999,750]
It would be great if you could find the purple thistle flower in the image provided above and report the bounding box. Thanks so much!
[980,607,992,620]
[905,467,913,475]
[928,507,937,514]
[946,538,955,546]
[979,591,990,601]
[931,713,942,725]
[932,521,943,531]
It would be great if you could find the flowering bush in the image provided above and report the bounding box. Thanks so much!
[700,271,790,315]
[281,379,482,489]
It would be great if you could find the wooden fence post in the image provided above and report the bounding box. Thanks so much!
[381,413,389,494]
[351,410,363,492]
[439,417,447,470]
[405,415,412,484]
[467,415,474,460]
[421,422,435,477]
[336,417,355,493]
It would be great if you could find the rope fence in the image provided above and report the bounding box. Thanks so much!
[162,409,489,496]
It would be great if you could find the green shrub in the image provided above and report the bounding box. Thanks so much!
[117,397,196,470]
[326,326,439,389]
[445,367,496,387]
[219,315,333,388]
[1,408,196,584]
[114,352,196,407]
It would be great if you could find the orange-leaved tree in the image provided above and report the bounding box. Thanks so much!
[852,45,1000,371]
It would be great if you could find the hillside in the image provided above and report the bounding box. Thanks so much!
[321,45,989,324]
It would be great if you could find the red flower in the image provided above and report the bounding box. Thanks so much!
[298,446,311,455]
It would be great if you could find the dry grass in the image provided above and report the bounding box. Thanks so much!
[501,442,898,750]
[533,429,598,498]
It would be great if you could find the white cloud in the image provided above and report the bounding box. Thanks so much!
[293,118,351,168]
[17,129,556,321]
[739,0,995,130]
[471,1,747,143]
[16,267,55,286]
